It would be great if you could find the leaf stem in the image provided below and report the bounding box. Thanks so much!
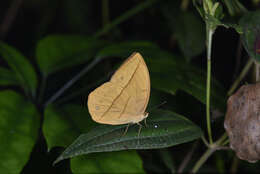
[227,58,254,96]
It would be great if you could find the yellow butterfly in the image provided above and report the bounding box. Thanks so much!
[87,52,150,135]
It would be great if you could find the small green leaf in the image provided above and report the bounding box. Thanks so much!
[71,151,145,174]
[174,12,205,61]
[161,5,205,61]
[54,109,202,163]
[0,91,40,174]
[0,67,18,86]
[36,35,107,76]
[43,104,98,150]
[239,10,260,62]
[0,42,38,97]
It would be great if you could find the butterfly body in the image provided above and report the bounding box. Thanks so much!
[88,52,150,125]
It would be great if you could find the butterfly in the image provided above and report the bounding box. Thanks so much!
[87,52,150,135]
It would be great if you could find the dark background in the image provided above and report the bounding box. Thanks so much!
[0,0,259,173]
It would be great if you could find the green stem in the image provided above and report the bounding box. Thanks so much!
[227,58,254,96]
[191,146,216,173]
[191,133,227,173]
[215,132,228,145]
[94,0,158,38]
[206,27,214,145]
[222,139,230,146]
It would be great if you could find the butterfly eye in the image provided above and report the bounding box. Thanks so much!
[95,106,100,110]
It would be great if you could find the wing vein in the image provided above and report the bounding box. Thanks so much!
[98,60,141,119]
[118,96,131,118]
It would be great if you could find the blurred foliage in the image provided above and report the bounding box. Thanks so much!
[0,0,260,173]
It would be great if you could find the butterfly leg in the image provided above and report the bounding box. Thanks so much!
[137,122,143,138]
[122,124,130,137]
[144,118,148,127]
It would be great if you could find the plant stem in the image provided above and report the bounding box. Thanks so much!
[178,141,199,173]
[206,26,214,145]
[227,58,254,96]
[201,135,210,147]
[191,146,216,173]
[215,132,228,145]
[44,58,101,108]
[94,0,158,38]
[222,139,230,146]
[0,0,23,39]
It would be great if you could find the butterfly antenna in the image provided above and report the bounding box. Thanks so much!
[149,101,167,112]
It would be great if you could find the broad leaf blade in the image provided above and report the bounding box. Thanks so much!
[54,109,202,163]
[0,42,38,97]
[0,67,19,86]
[161,3,205,61]
[71,151,145,174]
[43,104,98,150]
[0,91,40,174]
[36,35,107,76]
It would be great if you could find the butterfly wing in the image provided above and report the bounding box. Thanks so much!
[88,52,150,125]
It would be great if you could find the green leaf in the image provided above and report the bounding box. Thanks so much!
[0,67,19,86]
[174,12,205,61]
[161,4,205,61]
[43,104,98,150]
[239,10,260,62]
[71,151,145,174]
[36,35,107,76]
[0,42,38,97]
[54,109,202,163]
[0,91,40,174]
